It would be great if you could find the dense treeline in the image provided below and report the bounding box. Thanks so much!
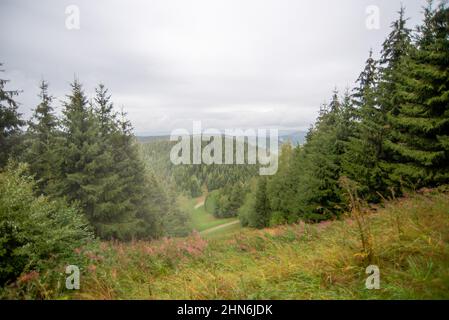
[205,180,249,218]
[141,138,259,194]
[0,75,190,239]
[240,3,449,228]
[0,73,195,285]
[141,137,259,218]
[0,64,24,168]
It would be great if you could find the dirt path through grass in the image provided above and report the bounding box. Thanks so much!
[194,200,205,209]
[200,219,240,235]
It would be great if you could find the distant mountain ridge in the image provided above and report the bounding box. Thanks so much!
[278,130,306,146]
[136,130,306,146]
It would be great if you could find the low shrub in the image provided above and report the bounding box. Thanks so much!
[0,163,94,297]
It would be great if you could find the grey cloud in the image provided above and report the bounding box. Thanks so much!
[0,0,426,134]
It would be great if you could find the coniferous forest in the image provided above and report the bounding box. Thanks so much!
[238,3,449,227]
[0,1,449,301]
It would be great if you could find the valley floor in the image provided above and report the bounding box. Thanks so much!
[74,188,449,299]
[179,196,242,239]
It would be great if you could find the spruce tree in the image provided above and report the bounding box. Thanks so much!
[26,80,60,194]
[110,110,163,238]
[352,49,378,108]
[339,89,358,144]
[384,2,449,188]
[0,64,24,168]
[266,142,296,221]
[253,177,271,228]
[94,84,116,136]
[57,80,123,237]
[58,80,98,204]
[89,86,141,239]
[342,50,387,201]
[378,5,412,116]
[293,91,346,220]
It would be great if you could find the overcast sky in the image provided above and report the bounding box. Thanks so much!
[0,0,426,135]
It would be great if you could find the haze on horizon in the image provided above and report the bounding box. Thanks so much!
[0,0,426,135]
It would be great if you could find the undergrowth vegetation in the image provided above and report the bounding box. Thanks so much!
[8,187,443,300]
[0,164,93,299]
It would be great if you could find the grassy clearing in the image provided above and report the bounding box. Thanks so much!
[201,221,242,240]
[68,188,449,300]
[179,195,239,233]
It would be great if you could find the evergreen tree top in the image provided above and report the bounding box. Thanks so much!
[353,49,378,106]
[0,63,21,110]
[380,5,412,69]
[28,80,57,132]
[94,84,117,136]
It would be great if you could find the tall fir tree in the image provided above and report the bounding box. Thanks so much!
[88,85,142,239]
[109,109,164,238]
[94,84,116,137]
[253,177,271,228]
[266,142,295,220]
[57,80,125,239]
[292,91,346,220]
[0,64,24,168]
[375,6,413,194]
[53,81,165,239]
[25,80,60,194]
[342,50,387,201]
[352,49,378,109]
[384,2,449,188]
[378,5,412,116]
[58,80,103,216]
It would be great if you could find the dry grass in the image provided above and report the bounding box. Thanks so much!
[70,188,449,299]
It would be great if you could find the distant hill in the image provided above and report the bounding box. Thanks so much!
[136,135,171,143]
[136,130,307,146]
[278,130,307,146]
[138,136,259,197]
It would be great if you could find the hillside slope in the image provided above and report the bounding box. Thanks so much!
[68,187,449,300]
[178,196,241,238]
